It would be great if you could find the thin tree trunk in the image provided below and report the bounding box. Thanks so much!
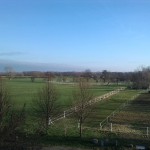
[79,119,82,138]
[45,116,49,133]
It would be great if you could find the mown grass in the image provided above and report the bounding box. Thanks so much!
[5,78,131,131]
[53,90,140,131]
[86,90,140,127]
[42,90,140,141]
[6,78,122,113]
[110,92,150,126]
[3,78,148,147]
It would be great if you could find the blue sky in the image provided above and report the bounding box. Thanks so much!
[0,0,150,72]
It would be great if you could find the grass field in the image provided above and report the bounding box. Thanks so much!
[96,91,150,145]
[86,89,140,127]
[3,77,149,147]
[103,92,150,137]
[6,78,124,113]
[52,89,140,135]
[110,93,150,126]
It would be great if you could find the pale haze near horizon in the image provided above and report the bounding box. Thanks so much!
[0,0,150,72]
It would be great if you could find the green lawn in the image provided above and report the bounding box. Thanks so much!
[3,78,146,145]
[110,92,150,126]
[6,78,44,111]
[6,78,123,113]
[86,90,140,127]
[48,89,140,138]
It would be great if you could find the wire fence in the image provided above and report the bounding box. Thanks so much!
[50,91,150,139]
[102,123,149,137]
[99,94,140,129]
[97,93,150,138]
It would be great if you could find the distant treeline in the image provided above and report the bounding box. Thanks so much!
[0,70,132,82]
[1,67,150,89]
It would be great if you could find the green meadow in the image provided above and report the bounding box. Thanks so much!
[3,77,145,147]
[6,78,124,113]
[5,78,139,131]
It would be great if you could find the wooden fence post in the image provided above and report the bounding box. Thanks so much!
[112,112,115,117]
[110,123,112,132]
[78,122,80,128]
[100,123,102,130]
[64,111,66,118]
[107,117,109,123]
[48,117,51,125]
[75,106,76,112]
[147,127,149,137]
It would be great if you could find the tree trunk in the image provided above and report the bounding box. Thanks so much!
[64,127,67,137]
[45,116,49,133]
[79,119,82,138]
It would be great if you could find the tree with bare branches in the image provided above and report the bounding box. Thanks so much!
[0,78,26,144]
[32,82,59,133]
[132,66,150,89]
[72,80,94,138]
[4,66,15,80]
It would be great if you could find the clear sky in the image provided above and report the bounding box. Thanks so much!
[0,0,150,72]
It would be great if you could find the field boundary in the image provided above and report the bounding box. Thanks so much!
[99,94,140,129]
[50,87,126,124]
[102,123,150,137]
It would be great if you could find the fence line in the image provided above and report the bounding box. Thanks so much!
[50,87,126,124]
[50,89,150,138]
[50,90,150,139]
[97,93,150,138]
[99,94,140,129]
[102,123,150,137]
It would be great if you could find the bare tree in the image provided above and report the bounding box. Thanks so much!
[72,80,94,138]
[45,72,55,82]
[131,66,150,89]
[30,71,43,82]
[32,82,59,133]
[81,69,93,82]
[0,78,25,144]
[4,66,15,80]
[0,78,11,133]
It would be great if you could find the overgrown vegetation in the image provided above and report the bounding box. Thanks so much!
[0,78,26,145]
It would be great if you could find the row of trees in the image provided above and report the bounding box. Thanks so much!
[2,69,132,84]
[131,67,150,89]
[2,65,150,87]
[3,66,150,90]
[1,66,150,144]
[2,66,134,83]
[3,66,150,88]
[32,79,94,138]
[0,77,94,144]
